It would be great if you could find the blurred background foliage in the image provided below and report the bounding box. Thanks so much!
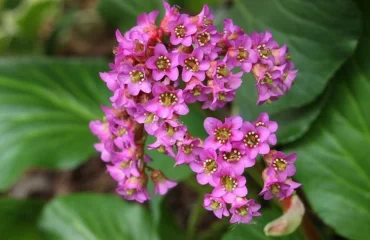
[0,0,369,239]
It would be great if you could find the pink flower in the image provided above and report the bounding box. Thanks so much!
[260,177,301,200]
[212,168,247,203]
[144,83,189,119]
[230,198,261,224]
[203,194,229,219]
[239,121,271,159]
[253,112,278,145]
[183,78,212,103]
[146,44,179,81]
[226,34,258,73]
[175,138,203,165]
[218,142,255,175]
[151,170,177,195]
[169,14,197,46]
[118,64,151,96]
[193,4,214,27]
[266,151,297,181]
[154,119,187,145]
[204,116,243,151]
[179,48,210,82]
[190,148,220,186]
[107,161,140,182]
[117,174,151,203]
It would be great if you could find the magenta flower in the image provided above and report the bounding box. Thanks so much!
[190,148,220,186]
[100,71,119,92]
[203,194,229,219]
[251,30,279,67]
[202,86,236,110]
[89,120,109,142]
[239,121,270,159]
[94,143,112,162]
[212,168,248,203]
[146,44,179,81]
[107,161,140,182]
[134,109,160,135]
[266,151,297,181]
[118,64,151,96]
[169,14,197,46]
[175,138,203,165]
[148,138,175,158]
[194,26,221,54]
[179,48,210,82]
[183,79,212,103]
[253,112,278,145]
[151,170,177,195]
[116,29,148,57]
[219,143,255,175]
[136,10,159,34]
[260,177,301,200]
[275,62,298,89]
[254,67,287,105]
[144,83,189,119]
[194,4,214,27]
[161,1,180,33]
[117,174,151,203]
[203,116,243,152]
[154,119,187,145]
[230,198,261,224]
[226,34,258,73]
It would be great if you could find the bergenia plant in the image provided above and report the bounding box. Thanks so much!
[90,2,301,224]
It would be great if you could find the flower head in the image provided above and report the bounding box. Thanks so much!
[204,194,229,219]
[230,198,261,224]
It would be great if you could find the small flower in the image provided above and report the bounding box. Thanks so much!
[203,194,229,219]
[253,112,278,145]
[193,4,214,27]
[100,71,119,92]
[117,174,151,203]
[252,30,279,67]
[239,121,271,159]
[260,177,301,200]
[148,138,176,158]
[190,148,220,186]
[107,160,140,181]
[230,197,261,224]
[219,142,255,175]
[202,86,236,110]
[175,138,203,165]
[144,83,189,119]
[136,10,159,35]
[204,116,243,151]
[169,14,197,46]
[146,44,179,81]
[266,151,297,181]
[194,26,221,54]
[212,168,248,203]
[179,48,210,82]
[183,78,212,103]
[118,64,151,96]
[154,119,187,145]
[226,34,258,73]
[151,169,177,195]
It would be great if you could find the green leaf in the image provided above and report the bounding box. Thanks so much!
[97,0,162,30]
[39,193,158,240]
[229,0,361,132]
[0,58,109,190]
[287,33,370,238]
[222,209,304,240]
[0,198,45,240]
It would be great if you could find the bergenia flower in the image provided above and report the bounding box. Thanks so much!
[239,121,271,159]
[144,83,189,119]
[219,143,255,175]
[253,112,278,145]
[190,148,220,186]
[183,78,212,103]
[151,170,177,195]
[260,177,301,201]
[175,138,203,165]
[169,14,197,46]
[203,194,229,219]
[179,48,210,82]
[266,151,297,181]
[230,198,261,224]
[212,168,248,203]
[118,64,151,96]
[146,44,179,81]
[204,116,243,151]
[154,119,187,145]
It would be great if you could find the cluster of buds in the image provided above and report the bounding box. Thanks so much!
[90,1,300,224]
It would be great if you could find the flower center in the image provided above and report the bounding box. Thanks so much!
[216,64,230,79]
[221,176,237,192]
[223,149,241,162]
[257,44,272,59]
[236,206,249,217]
[203,16,213,26]
[184,57,199,72]
[182,144,193,155]
[217,92,227,102]
[175,25,186,38]
[270,184,280,195]
[191,85,202,96]
[197,32,211,46]
[129,70,144,84]
[255,121,265,127]
[237,47,249,61]
[214,127,231,143]
[159,93,178,107]
[156,56,171,71]
[145,113,157,124]
[210,200,221,210]
[261,72,273,85]
[134,40,145,53]
[125,189,136,197]
[243,131,260,148]
[272,158,287,171]
[203,159,218,174]
[117,127,127,136]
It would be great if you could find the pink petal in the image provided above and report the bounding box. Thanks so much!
[204,117,222,135]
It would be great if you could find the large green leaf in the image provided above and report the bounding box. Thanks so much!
[39,193,158,240]
[0,58,109,190]
[222,209,304,240]
[0,198,45,240]
[97,0,163,30]
[228,0,361,140]
[287,30,370,239]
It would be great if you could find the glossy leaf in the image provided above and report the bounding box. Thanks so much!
[0,58,109,190]
[222,209,304,240]
[0,198,45,240]
[39,193,158,240]
[288,32,370,239]
[228,0,361,137]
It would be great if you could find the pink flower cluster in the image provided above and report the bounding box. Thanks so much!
[90,1,300,224]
